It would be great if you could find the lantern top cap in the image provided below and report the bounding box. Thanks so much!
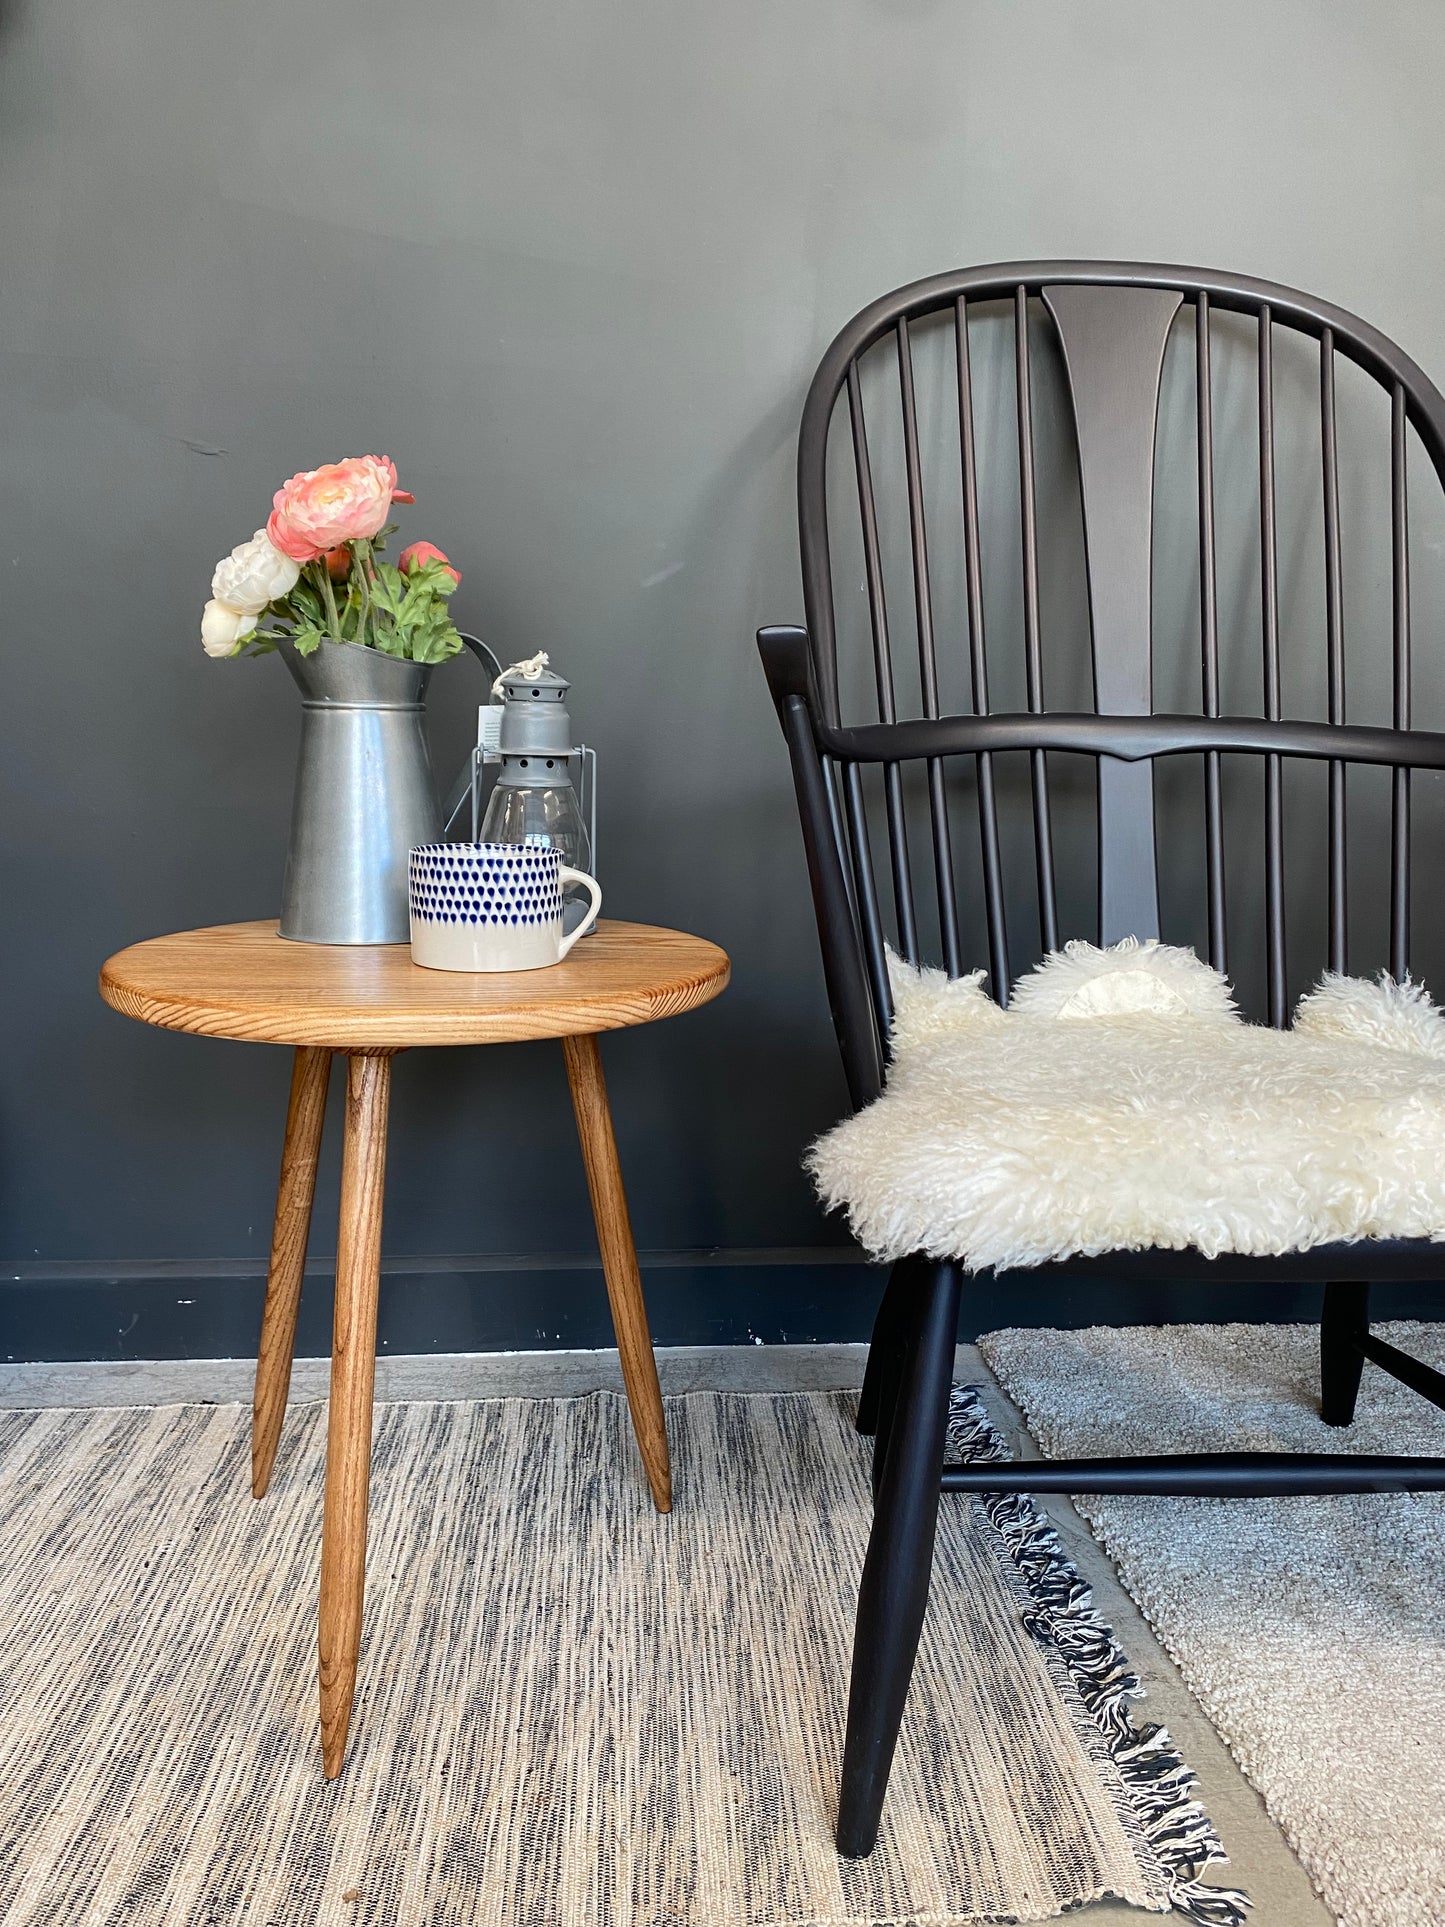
[491,651,570,703]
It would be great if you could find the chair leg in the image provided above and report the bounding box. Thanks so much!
[870,1264,940,1503]
[1320,1280,1370,1427]
[867,1257,927,1498]
[252,1046,332,1498]
[837,1258,962,1860]
[856,1256,915,1437]
[318,1051,391,1780]
[562,1032,672,1514]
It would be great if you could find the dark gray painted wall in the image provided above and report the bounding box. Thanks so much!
[3,0,1445,1361]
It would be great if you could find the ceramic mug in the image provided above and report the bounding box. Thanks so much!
[409,842,601,972]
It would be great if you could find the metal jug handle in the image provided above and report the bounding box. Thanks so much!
[458,633,505,684]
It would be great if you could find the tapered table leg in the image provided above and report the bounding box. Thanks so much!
[562,1032,672,1513]
[318,1050,391,1779]
[252,1046,332,1498]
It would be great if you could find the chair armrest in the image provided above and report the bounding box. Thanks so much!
[758,624,821,721]
[756,624,885,1109]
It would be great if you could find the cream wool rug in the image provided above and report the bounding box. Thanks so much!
[0,1388,1240,1926]
[980,1319,1445,1927]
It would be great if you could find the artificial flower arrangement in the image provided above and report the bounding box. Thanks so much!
[200,455,464,665]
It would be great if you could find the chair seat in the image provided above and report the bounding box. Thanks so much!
[808,944,1445,1272]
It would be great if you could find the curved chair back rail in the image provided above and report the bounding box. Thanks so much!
[762,260,1445,1106]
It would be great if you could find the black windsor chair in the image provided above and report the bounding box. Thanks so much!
[759,261,1445,1858]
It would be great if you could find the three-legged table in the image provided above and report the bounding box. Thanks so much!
[99,918,729,1775]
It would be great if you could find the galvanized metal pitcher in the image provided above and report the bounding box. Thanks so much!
[278,636,441,944]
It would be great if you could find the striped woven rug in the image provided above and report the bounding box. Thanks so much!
[0,1387,1237,1924]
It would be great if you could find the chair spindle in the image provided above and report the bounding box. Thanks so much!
[955,297,1010,1000]
[896,319,940,716]
[1321,330,1347,975]
[897,319,962,975]
[846,359,918,960]
[884,763,918,962]
[1196,293,1227,973]
[843,760,893,1028]
[1391,379,1412,980]
[1015,286,1059,952]
[847,363,897,724]
[822,754,861,928]
[1259,305,1287,1025]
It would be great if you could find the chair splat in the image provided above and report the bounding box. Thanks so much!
[1043,283,1183,944]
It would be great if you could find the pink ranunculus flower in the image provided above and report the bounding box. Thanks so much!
[266,455,405,564]
[398,541,460,585]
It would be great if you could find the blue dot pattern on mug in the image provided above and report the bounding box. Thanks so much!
[410,845,562,926]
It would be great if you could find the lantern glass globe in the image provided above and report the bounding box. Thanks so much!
[479,780,592,874]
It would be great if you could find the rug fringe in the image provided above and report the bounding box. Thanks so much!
[946,1386,1252,1926]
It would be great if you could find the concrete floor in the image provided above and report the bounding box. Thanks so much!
[0,1342,1331,1924]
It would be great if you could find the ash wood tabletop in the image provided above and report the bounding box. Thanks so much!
[99,918,730,1048]
[97,912,730,1778]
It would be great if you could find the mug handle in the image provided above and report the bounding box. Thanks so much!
[557,868,602,957]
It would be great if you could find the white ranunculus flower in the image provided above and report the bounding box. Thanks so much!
[211,528,301,614]
[201,599,258,658]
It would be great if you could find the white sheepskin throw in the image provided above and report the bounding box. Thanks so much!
[807,940,1445,1270]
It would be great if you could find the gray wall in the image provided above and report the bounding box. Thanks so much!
[4,0,1445,1361]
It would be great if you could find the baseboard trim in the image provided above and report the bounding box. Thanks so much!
[0,1248,883,1362]
[0,1343,872,1409]
[0,1246,872,1284]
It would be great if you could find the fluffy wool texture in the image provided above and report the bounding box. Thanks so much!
[808,939,1445,1269]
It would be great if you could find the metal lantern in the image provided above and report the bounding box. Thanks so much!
[444,651,598,932]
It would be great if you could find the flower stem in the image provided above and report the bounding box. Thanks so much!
[318,561,342,643]
[355,539,376,652]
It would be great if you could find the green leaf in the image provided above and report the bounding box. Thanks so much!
[410,559,459,601]
[367,561,406,619]
[283,576,325,626]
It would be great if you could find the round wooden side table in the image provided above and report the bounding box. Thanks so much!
[99,917,729,1777]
